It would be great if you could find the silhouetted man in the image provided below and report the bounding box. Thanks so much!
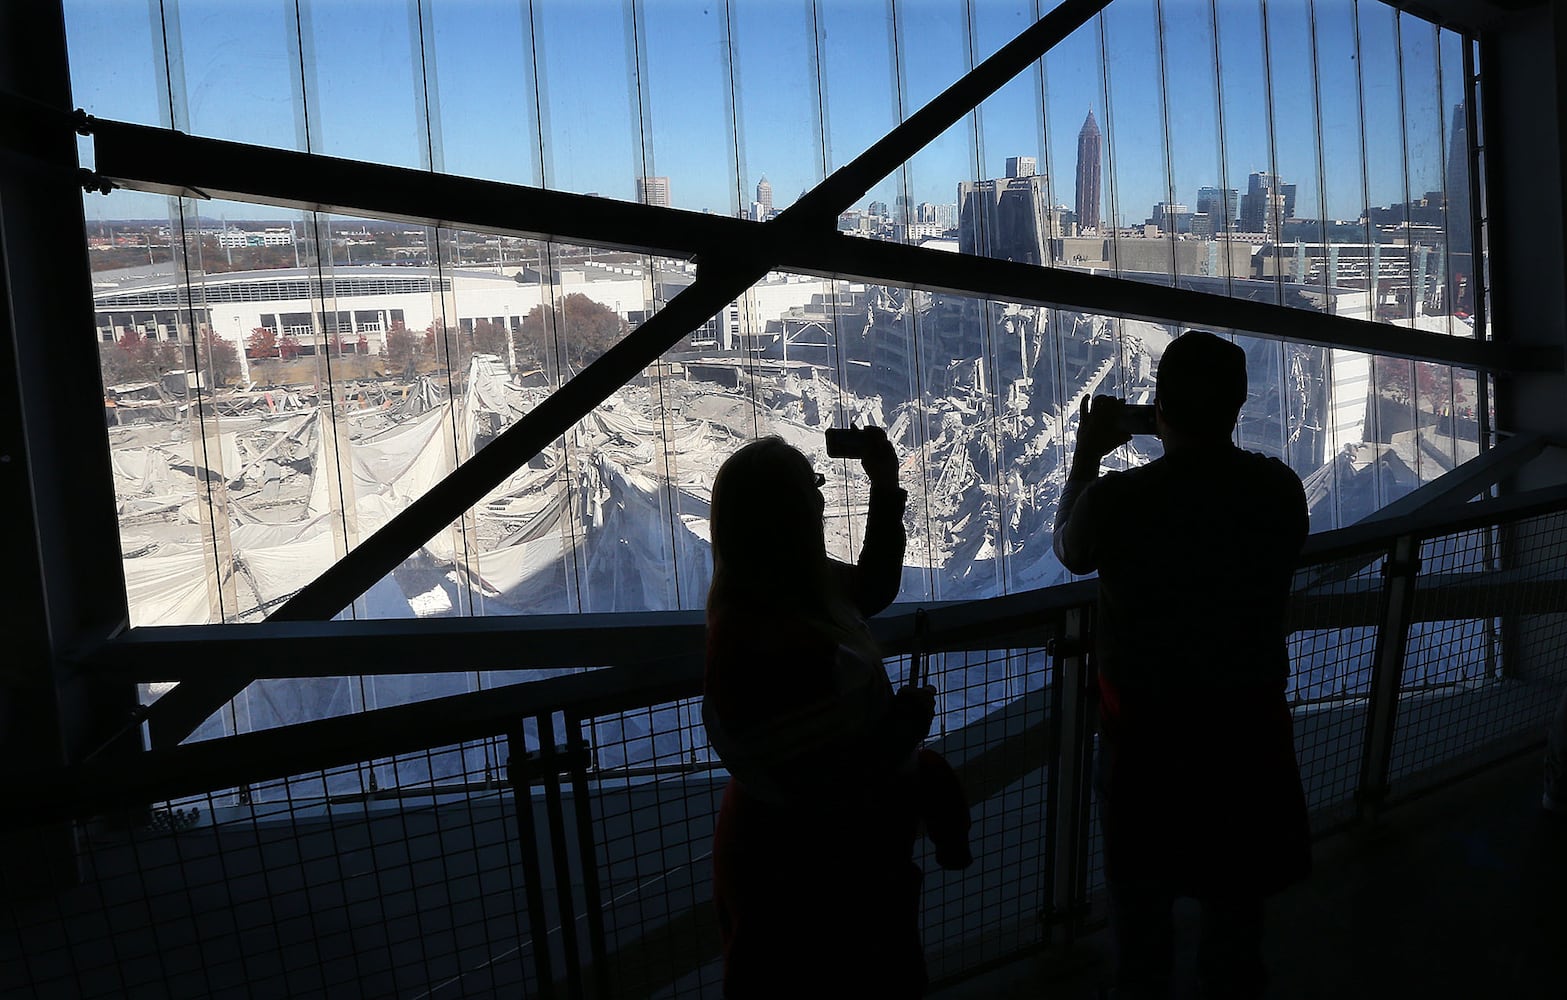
[1053,331,1311,1000]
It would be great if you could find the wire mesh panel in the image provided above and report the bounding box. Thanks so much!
[1388,511,1567,800]
[920,647,1052,984]
[582,696,725,999]
[1288,554,1386,831]
[0,742,537,1000]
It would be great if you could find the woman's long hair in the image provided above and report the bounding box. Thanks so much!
[707,437,877,662]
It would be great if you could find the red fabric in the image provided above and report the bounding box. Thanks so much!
[1098,678,1311,898]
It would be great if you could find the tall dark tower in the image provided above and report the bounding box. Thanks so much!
[1445,103,1472,312]
[1075,110,1102,233]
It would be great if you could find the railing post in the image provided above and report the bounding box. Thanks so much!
[507,720,556,998]
[536,712,585,1000]
[1044,604,1094,943]
[562,711,610,1000]
[510,713,600,1000]
[1357,534,1421,823]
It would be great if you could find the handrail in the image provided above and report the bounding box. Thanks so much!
[10,479,1567,832]
[76,481,1567,682]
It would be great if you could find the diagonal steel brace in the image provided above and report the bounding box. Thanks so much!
[135,0,1117,750]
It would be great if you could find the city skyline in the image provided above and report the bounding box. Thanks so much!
[66,1,1469,234]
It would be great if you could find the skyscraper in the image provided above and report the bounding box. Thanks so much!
[1005,155,1037,179]
[959,170,1057,266]
[1197,186,1239,228]
[1074,110,1102,233]
[1445,103,1472,311]
[636,176,670,208]
[1240,171,1291,238]
[755,175,773,216]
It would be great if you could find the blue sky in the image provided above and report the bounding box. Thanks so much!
[67,0,1466,229]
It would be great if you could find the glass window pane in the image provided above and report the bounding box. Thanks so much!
[732,0,823,221]
[169,0,304,150]
[1043,11,1108,251]
[1315,0,1373,320]
[426,0,543,187]
[1215,0,1271,294]
[1264,0,1325,301]
[301,0,431,169]
[966,4,1052,264]
[639,0,737,214]
[1358,2,1407,325]
[1101,0,1171,281]
[534,0,641,201]
[62,0,167,126]
[1400,14,1449,336]
[1160,1,1225,288]
[1438,28,1477,334]
[819,0,902,238]
[897,0,977,247]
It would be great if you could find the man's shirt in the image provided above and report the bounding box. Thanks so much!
[1052,444,1308,697]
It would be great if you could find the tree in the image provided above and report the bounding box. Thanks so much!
[279,334,301,360]
[200,326,241,386]
[472,318,507,358]
[384,320,417,372]
[98,330,183,387]
[518,293,628,373]
[246,327,278,359]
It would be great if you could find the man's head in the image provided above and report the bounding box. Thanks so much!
[1155,330,1248,440]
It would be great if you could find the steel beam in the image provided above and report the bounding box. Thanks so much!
[86,116,736,261]
[83,120,1551,375]
[127,0,1118,749]
[786,237,1556,373]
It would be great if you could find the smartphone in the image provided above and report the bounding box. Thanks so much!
[1117,403,1158,436]
[824,427,872,458]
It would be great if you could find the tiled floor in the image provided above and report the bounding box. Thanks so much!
[933,750,1567,999]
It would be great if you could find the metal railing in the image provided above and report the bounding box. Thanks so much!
[3,482,1566,999]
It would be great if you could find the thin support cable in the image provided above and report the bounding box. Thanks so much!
[171,198,229,625]
[1432,28,1458,452]
[310,213,360,609]
[1392,10,1420,488]
[414,1,477,617]
[1154,0,1178,286]
[1208,0,1233,294]
[1308,0,1332,304]
[1349,0,1383,514]
[1259,0,1282,305]
[1095,11,1115,257]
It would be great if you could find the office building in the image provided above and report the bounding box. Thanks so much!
[1240,171,1292,237]
[959,171,1059,266]
[1005,155,1037,178]
[635,175,670,207]
[1196,185,1239,228]
[1075,109,1102,233]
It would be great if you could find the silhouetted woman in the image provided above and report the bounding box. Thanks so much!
[702,433,969,999]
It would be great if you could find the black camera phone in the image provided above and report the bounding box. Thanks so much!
[825,426,873,459]
[1117,403,1158,436]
